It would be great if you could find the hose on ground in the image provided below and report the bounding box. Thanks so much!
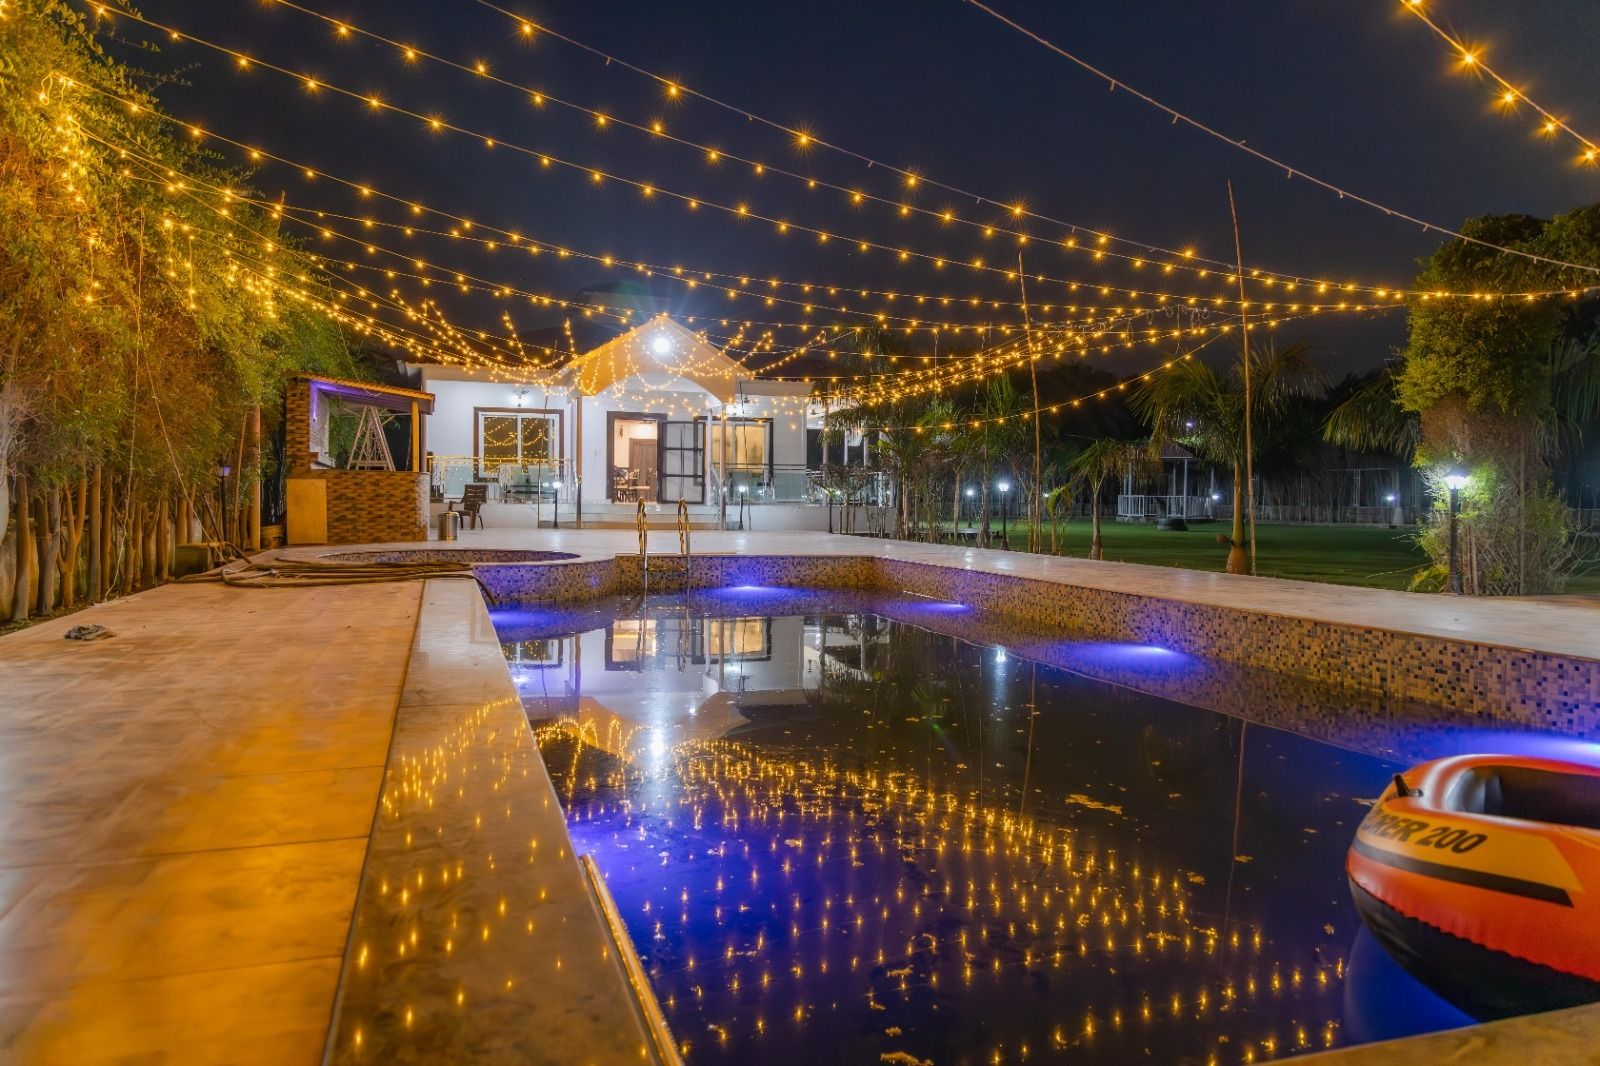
[179,558,496,603]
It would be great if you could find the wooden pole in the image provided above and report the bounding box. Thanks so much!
[1017,252,1043,552]
[1227,180,1257,576]
[409,400,420,473]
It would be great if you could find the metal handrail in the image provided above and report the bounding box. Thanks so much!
[676,499,692,588]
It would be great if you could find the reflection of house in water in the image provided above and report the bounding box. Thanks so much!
[512,608,893,757]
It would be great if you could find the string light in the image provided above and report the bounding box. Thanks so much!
[955,0,1600,276]
[65,87,1403,357]
[83,6,1599,303]
[463,0,1600,289]
[1398,0,1600,168]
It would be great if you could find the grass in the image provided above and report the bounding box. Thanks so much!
[946,518,1600,594]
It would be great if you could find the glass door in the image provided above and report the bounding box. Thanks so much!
[658,421,706,503]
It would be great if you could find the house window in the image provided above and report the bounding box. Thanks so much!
[707,419,771,470]
[478,411,556,472]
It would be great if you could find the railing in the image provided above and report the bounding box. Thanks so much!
[430,455,576,502]
[709,462,819,504]
[1252,503,1419,525]
[431,455,579,526]
[1116,494,1216,520]
[677,499,692,586]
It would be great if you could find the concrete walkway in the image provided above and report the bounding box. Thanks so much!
[0,581,422,1063]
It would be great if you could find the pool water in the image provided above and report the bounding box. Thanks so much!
[494,593,1480,1064]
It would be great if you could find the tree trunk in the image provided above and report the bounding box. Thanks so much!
[88,464,103,603]
[9,474,32,623]
[101,477,117,597]
[156,496,172,582]
[122,499,140,595]
[978,454,992,548]
[141,502,158,589]
[57,475,87,609]
[248,405,262,551]
[1225,461,1248,575]
[35,485,59,615]
[1090,481,1105,560]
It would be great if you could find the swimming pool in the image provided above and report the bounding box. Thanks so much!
[492,590,1510,1064]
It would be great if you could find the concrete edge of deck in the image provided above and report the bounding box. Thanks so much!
[320,577,654,1064]
[1297,1000,1600,1064]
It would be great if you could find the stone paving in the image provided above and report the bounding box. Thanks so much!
[0,580,421,1063]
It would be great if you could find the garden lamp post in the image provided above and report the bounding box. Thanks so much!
[1444,472,1468,595]
[965,486,976,529]
[997,480,1011,548]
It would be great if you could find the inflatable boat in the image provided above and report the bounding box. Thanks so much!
[1347,754,1600,1020]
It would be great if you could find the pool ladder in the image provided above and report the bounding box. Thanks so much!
[636,499,693,593]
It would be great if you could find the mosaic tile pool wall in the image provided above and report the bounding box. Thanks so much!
[464,553,1599,736]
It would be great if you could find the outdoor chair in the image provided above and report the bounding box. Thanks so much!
[458,483,489,529]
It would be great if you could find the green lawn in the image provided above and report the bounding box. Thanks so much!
[954,519,1600,594]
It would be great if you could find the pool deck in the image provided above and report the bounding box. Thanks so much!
[0,580,420,1062]
[0,528,1596,1062]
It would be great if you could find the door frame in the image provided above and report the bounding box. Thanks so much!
[605,411,666,501]
[658,419,708,505]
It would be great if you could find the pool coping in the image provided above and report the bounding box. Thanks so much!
[320,578,655,1064]
[276,534,1600,739]
[275,529,1600,664]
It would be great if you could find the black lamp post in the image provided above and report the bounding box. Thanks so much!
[997,480,1011,548]
[1444,471,1468,595]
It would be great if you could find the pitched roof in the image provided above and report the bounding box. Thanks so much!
[560,314,747,401]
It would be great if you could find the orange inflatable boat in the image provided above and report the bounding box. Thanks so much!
[1348,754,1600,1020]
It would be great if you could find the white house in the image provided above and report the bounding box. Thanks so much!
[412,315,815,525]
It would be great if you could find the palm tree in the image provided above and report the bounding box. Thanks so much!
[975,376,1028,547]
[1131,343,1323,574]
[1321,366,1420,460]
[1049,439,1161,560]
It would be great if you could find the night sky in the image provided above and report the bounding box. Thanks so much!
[98,0,1600,378]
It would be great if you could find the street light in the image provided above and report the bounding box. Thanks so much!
[997,480,1012,548]
[1444,471,1469,595]
[965,486,976,529]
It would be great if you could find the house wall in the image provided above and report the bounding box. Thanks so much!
[421,377,572,463]
[416,369,816,503]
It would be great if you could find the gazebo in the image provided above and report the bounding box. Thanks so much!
[1115,442,1216,521]
[283,374,435,544]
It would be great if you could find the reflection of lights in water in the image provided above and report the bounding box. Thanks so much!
[895,596,972,614]
[539,730,1347,1065]
[1066,641,1192,674]
[993,647,1008,664]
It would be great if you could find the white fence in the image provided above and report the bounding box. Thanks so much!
[1116,495,1216,520]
